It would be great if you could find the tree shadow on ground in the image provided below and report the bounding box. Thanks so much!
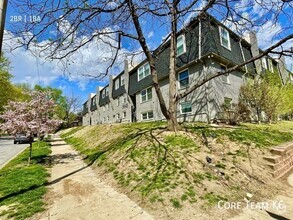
[0,146,109,204]
[265,210,290,220]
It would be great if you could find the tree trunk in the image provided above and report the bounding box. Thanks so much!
[28,142,32,164]
[167,2,181,132]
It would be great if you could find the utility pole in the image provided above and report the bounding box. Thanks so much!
[0,0,8,55]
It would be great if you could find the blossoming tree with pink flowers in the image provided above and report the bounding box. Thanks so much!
[0,91,62,164]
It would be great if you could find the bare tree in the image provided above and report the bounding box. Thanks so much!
[63,94,81,128]
[6,0,293,131]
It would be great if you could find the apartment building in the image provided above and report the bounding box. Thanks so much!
[82,13,291,126]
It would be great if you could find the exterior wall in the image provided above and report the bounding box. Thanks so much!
[135,78,169,122]
[110,93,132,123]
[208,58,244,119]
[82,13,287,126]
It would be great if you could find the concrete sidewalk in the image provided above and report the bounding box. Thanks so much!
[34,136,153,220]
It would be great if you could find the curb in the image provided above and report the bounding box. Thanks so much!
[0,144,29,170]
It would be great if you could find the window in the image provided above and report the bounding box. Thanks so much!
[123,93,127,103]
[180,102,192,114]
[117,97,120,106]
[115,80,119,90]
[179,70,189,88]
[177,35,186,56]
[117,113,120,119]
[121,75,125,86]
[123,111,126,118]
[138,63,150,81]
[141,111,154,120]
[141,87,152,102]
[107,116,109,121]
[105,87,109,96]
[262,57,267,69]
[219,26,231,50]
[102,90,106,98]
[220,65,230,84]
[113,115,116,119]
[224,97,232,109]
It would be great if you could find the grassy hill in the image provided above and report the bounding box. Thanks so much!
[59,121,293,219]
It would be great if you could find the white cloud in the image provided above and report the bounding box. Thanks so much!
[256,21,282,49]
[3,27,134,90]
[147,31,154,39]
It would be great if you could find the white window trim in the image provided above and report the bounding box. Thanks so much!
[141,111,154,121]
[140,87,152,103]
[176,34,186,57]
[121,75,125,86]
[178,69,189,89]
[220,64,230,84]
[123,93,127,104]
[219,26,231,50]
[137,63,150,81]
[262,57,268,69]
[224,97,233,109]
[180,102,192,114]
[115,80,119,90]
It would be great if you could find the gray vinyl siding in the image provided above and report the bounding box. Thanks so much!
[112,71,126,99]
[90,95,97,111]
[202,19,244,65]
[208,58,244,118]
[112,84,126,99]
[99,87,110,106]
[242,46,256,74]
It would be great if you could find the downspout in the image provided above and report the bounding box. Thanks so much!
[199,19,211,123]
[239,39,248,82]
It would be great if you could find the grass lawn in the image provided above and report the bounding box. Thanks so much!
[0,141,51,220]
[59,121,293,216]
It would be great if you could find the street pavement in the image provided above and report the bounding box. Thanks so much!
[0,136,29,169]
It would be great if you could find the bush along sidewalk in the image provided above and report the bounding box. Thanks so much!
[0,141,51,220]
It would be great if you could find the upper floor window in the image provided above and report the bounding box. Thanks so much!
[102,90,106,98]
[262,57,267,69]
[141,87,152,103]
[177,35,186,56]
[121,75,125,86]
[220,65,230,84]
[180,102,192,114]
[115,80,119,90]
[91,98,96,107]
[219,26,231,50]
[105,87,109,96]
[117,97,120,106]
[123,93,127,103]
[138,63,150,81]
[179,70,189,89]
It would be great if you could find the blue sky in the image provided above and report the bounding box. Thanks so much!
[3,1,292,106]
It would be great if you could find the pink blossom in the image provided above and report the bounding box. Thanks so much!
[0,91,63,136]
